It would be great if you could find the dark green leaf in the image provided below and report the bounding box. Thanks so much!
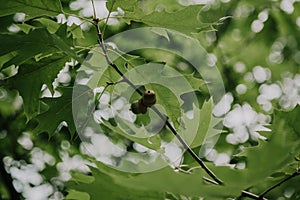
[0,0,62,19]
[7,54,68,120]
[0,27,80,69]
[32,87,76,137]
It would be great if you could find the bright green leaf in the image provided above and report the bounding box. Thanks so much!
[101,118,162,151]
[180,98,223,148]
[107,0,214,36]
[70,172,95,184]
[65,190,90,200]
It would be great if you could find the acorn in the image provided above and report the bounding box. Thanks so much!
[130,90,156,115]
[141,90,156,107]
[130,101,139,114]
[130,99,147,114]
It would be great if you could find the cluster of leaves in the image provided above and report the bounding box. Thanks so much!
[66,106,300,199]
[0,0,300,199]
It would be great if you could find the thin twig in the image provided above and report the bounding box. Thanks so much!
[91,0,97,19]
[102,0,116,39]
[74,45,105,56]
[92,18,223,185]
[241,191,267,200]
[107,48,137,69]
[63,11,93,24]
[94,21,143,96]
[151,106,223,185]
[240,168,300,200]
[258,168,300,199]
[94,82,114,108]
[203,177,220,185]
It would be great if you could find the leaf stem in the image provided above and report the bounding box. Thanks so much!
[92,19,223,185]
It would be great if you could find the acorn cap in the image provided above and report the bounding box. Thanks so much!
[142,90,156,107]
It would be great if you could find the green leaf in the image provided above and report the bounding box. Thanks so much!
[68,165,164,200]
[65,190,90,200]
[0,29,54,68]
[32,87,76,137]
[68,160,245,199]
[107,0,211,36]
[209,107,300,190]
[70,171,95,184]
[0,89,20,117]
[236,108,300,184]
[33,18,60,33]
[69,24,85,39]
[16,23,35,34]
[0,27,80,69]
[101,118,162,151]
[65,107,300,199]
[0,0,62,19]
[123,63,203,127]
[73,107,300,199]
[185,98,222,148]
[7,54,68,120]
[133,0,185,14]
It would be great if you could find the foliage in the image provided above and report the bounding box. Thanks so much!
[0,0,300,200]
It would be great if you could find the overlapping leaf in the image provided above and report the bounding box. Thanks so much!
[209,107,300,194]
[6,54,68,120]
[238,107,300,181]
[0,0,62,19]
[0,26,79,69]
[67,167,164,200]
[2,25,81,120]
[32,87,76,137]
[66,107,300,199]
[107,0,212,36]
[109,63,205,127]
[183,98,223,148]
[101,118,161,150]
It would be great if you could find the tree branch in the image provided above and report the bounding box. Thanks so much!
[240,168,300,200]
[258,168,300,199]
[92,19,223,185]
